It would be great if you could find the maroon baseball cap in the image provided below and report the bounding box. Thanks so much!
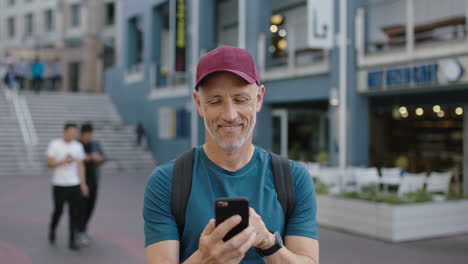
[195,46,260,90]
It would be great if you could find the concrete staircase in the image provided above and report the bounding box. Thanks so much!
[16,91,156,174]
[0,89,39,176]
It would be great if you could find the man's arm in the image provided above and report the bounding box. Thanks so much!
[92,142,106,164]
[47,156,73,168]
[146,240,179,264]
[78,161,89,196]
[249,208,319,264]
[263,236,319,264]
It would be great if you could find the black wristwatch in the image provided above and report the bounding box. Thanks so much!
[255,231,284,257]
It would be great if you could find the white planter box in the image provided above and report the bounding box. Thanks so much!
[316,195,468,242]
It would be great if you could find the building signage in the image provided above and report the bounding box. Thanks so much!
[307,0,334,49]
[368,63,438,90]
[175,0,186,72]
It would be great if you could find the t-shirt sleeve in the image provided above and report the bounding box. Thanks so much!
[46,141,56,158]
[143,163,180,247]
[285,161,319,240]
[76,143,86,161]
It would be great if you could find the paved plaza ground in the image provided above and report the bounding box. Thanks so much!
[1,169,467,263]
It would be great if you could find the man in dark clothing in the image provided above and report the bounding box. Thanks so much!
[135,122,145,146]
[77,123,105,246]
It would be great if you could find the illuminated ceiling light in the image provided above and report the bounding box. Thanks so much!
[402,112,409,118]
[271,14,284,25]
[399,106,408,115]
[270,25,278,33]
[455,107,463,115]
[279,29,287,37]
[277,39,288,50]
[433,105,441,113]
[437,110,445,118]
[415,108,424,116]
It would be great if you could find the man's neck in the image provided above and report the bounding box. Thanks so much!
[203,139,255,172]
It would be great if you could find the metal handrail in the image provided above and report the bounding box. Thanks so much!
[4,88,39,165]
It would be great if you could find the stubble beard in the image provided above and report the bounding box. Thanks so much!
[204,117,256,151]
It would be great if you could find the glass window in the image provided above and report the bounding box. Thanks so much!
[25,13,34,36]
[70,3,81,28]
[158,107,190,139]
[216,0,238,46]
[105,2,115,25]
[103,37,115,68]
[128,16,144,67]
[7,17,15,38]
[45,9,54,32]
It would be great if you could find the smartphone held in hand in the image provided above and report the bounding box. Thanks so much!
[215,197,249,242]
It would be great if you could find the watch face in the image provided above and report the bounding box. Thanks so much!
[274,231,284,247]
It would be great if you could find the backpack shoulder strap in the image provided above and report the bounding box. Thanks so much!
[172,148,195,237]
[270,152,296,226]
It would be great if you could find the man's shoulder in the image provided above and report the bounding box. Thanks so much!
[48,138,62,146]
[147,160,176,187]
[71,140,84,148]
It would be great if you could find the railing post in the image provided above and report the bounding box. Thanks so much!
[465,0,468,44]
[287,26,295,72]
[355,7,365,63]
[257,33,266,76]
[406,0,414,55]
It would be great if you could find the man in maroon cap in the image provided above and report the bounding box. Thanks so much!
[143,46,319,263]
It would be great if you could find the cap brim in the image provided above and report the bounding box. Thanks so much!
[195,69,257,90]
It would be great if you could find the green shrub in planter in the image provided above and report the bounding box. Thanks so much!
[314,179,329,195]
[404,190,433,203]
[339,187,433,205]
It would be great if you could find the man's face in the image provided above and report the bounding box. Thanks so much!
[80,131,93,143]
[63,127,78,142]
[194,72,265,151]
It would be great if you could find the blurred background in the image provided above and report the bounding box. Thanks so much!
[0,0,467,263]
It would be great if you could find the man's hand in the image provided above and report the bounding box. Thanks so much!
[80,183,89,196]
[91,152,104,163]
[64,156,75,164]
[84,155,93,162]
[249,208,275,250]
[193,216,256,264]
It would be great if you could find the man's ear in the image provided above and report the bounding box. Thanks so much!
[193,90,205,117]
[256,85,266,112]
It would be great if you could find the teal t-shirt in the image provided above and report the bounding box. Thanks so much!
[143,146,319,263]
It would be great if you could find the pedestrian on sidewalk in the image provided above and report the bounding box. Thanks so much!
[51,58,62,91]
[14,58,28,91]
[135,122,145,147]
[77,122,105,247]
[3,64,18,91]
[31,57,45,93]
[46,123,89,250]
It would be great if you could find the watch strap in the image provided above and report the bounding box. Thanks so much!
[255,231,283,257]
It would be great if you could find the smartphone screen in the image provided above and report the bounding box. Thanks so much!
[215,197,249,242]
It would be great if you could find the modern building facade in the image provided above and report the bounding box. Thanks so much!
[0,0,117,92]
[105,0,468,193]
[356,0,468,193]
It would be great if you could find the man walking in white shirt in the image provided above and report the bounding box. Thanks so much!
[46,123,89,250]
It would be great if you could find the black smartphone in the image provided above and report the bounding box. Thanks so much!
[215,197,249,242]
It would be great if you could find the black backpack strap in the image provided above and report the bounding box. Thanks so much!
[270,152,296,227]
[172,148,195,238]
